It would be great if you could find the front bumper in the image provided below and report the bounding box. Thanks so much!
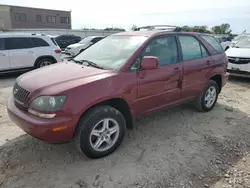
[7,96,77,143]
[64,49,75,56]
[227,62,250,78]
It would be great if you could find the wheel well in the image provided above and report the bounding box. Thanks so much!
[210,75,222,93]
[83,98,133,129]
[34,56,57,67]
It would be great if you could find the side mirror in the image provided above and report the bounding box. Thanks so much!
[141,56,159,70]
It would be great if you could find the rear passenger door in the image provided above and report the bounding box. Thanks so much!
[6,37,36,69]
[0,38,10,71]
[178,35,213,100]
[32,37,51,57]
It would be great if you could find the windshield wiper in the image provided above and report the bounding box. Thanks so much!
[69,58,83,64]
[70,58,104,69]
[233,45,240,48]
[79,59,104,69]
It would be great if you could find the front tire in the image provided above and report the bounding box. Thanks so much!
[74,106,126,159]
[195,80,219,112]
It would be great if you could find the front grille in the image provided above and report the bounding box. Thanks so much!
[228,56,250,65]
[227,69,250,76]
[13,83,30,104]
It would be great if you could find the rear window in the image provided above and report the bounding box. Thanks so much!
[32,38,50,47]
[200,35,224,53]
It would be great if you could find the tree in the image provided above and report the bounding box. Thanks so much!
[181,25,211,33]
[104,27,126,31]
[212,23,231,34]
[131,25,137,31]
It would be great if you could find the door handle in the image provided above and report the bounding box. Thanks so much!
[28,51,34,54]
[174,67,180,72]
[205,60,211,65]
[0,53,6,56]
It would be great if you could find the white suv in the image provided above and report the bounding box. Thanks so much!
[0,33,62,73]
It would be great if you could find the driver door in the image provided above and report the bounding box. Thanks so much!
[134,35,183,115]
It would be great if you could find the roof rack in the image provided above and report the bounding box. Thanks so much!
[133,25,182,32]
[31,33,47,36]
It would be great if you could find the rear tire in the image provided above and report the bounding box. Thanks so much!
[36,58,53,68]
[195,80,219,112]
[74,105,126,159]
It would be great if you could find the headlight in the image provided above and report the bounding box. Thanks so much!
[29,96,66,112]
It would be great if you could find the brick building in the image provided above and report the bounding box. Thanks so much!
[0,4,71,30]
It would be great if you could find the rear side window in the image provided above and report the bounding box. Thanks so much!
[179,36,203,61]
[0,38,5,50]
[50,37,58,46]
[32,38,50,47]
[6,38,35,50]
[200,35,224,53]
[91,37,103,43]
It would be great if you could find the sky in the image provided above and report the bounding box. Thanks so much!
[2,0,250,33]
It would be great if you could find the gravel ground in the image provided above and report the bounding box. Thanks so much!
[0,74,250,188]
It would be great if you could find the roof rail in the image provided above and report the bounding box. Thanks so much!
[133,25,182,32]
[31,33,47,36]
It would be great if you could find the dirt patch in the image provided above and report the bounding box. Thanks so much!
[0,76,250,188]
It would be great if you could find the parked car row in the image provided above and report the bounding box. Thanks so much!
[53,34,105,57]
[64,36,105,56]
[54,34,82,49]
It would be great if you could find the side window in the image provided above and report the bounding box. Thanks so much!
[32,38,50,47]
[142,36,178,66]
[91,37,102,43]
[0,38,5,50]
[200,35,224,53]
[6,38,34,50]
[201,45,208,57]
[179,36,202,61]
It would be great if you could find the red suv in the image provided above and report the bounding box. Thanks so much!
[7,25,229,159]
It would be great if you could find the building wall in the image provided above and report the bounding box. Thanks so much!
[8,5,71,29]
[0,5,12,29]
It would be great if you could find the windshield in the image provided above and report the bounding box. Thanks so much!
[233,35,248,42]
[74,35,148,70]
[79,37,95,44]
[234,36,250,48]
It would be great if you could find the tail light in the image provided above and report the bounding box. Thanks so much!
[55,49,61,53]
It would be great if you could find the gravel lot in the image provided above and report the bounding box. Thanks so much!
[0,73,250,188]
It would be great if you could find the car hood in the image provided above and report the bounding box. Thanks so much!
[67,43,88,48]
[226,48,250,58]
[16,62,112,94]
